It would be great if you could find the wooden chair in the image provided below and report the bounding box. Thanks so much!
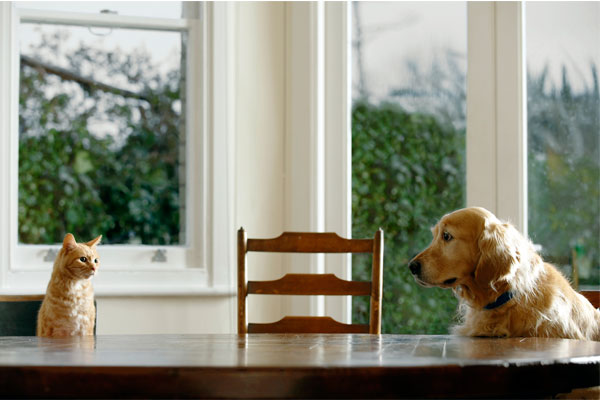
[580,291,599,309]
[0,295,45,336]
[238,228,384,334]
[0,295,97,336]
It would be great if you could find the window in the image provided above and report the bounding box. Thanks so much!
[526,2,600,289]
[0,2,235,295]
[18,5,185,246]
[350,2,467,333]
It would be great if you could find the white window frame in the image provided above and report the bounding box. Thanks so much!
[0,2,235,296]
[466,2,527,233]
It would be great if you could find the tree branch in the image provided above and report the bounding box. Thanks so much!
[20,54,151,103]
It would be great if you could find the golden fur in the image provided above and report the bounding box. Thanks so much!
[36,233,101,337]
[409,207,600,340]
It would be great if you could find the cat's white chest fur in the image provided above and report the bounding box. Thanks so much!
[71,313,91,334]
[63,302,93,335]
[63,281,94,333]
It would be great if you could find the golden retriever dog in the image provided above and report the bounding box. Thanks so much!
[408,207,600,340]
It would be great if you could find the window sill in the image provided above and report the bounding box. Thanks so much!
[0,284,235,298]
[1,263,235,297]
[96,285,236,297]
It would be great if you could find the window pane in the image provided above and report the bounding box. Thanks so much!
[351,1,466,333]
[18,22,185,245]
[15,1,183,19]
[526,2,600,288]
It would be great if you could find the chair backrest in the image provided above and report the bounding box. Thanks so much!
[238,228,384,334]
[580,291,599,309]
[0,295,45,336]
[0,295,97,336]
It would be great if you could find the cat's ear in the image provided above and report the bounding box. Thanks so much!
[86,235,102,248]
[62,233,77,252]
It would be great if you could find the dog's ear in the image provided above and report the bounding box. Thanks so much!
[474,218,520,290]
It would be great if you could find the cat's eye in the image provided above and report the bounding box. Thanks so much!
[94,259,98,264]
[79,257,87,262]
[443,231,453,242]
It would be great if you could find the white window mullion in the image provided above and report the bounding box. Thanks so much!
[495,2,527,234]
[209,2,236,288]
[311,0,326,317]
[324,1,352,324]
[467,1,527,233]
[467,2,497,214]
[185,1,208,273]
[283,1,326,317]
[0,3,17,289]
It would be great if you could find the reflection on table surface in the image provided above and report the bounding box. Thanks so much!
[1,334,599,367]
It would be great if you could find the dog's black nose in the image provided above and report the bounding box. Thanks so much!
[408,259,421,276]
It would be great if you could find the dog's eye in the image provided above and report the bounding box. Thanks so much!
[443,231,453,242]
[79,257,87,262]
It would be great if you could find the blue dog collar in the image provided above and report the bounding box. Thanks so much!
[484,291,514,310]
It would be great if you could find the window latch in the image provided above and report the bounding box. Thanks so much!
[43,249,58,262]
[152,249,167,262]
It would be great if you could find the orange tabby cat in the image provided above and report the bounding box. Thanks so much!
[36,233,101,337]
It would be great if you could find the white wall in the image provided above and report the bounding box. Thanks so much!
[96,296,232,334]
[97,2,287,334]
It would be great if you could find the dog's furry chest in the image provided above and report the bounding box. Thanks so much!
[456,293,600,340]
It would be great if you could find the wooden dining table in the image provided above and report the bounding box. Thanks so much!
[0,333,599,399]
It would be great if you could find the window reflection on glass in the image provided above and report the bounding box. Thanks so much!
[18,21,185,245]
[526,2,600,288]
[351,2,466,333]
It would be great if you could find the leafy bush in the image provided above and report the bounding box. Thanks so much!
[18,32,182,245]
[351,101,465,334]
[527,67,599,286]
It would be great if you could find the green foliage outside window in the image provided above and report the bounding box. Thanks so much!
[351,101,465,334]
[18,32,182,245]
[527,66,600,287]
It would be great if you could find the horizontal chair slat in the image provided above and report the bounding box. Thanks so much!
[247,274,371,296]
[248,316,370,334]
[581,291,600,309]
[247,232,373,253]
